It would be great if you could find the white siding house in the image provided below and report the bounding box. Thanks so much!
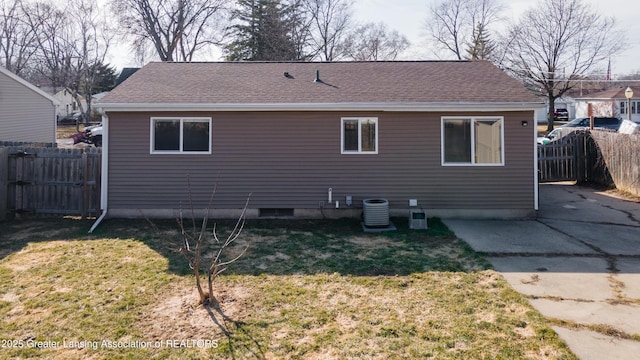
[0,66,59,143]
[575,86,640,123]
[53,88,85,119]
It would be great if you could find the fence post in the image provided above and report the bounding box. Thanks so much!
[82,151,89,220]
[0,148,8,221]
[576,133,584,183]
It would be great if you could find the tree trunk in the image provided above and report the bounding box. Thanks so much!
[194,266,207,304]
[207,271,216,306]
[547,95,556,133]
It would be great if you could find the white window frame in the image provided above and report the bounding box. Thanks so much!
[341,117,379,154]
[441,116,505,166]
[150,117,212,154]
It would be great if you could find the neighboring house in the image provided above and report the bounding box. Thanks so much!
[575,86,640,122]
[115,67,140,86]
[0,66,59,143]
[53,88,87,119]
[535,98,576,124]
[93,61,543,222]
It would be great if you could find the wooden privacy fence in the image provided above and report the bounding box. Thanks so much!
[538,129,639,196]
[538,131,586,183]
[588,131,640,196]
[0,146,101,220]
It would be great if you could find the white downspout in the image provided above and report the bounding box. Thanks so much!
[89,112,109,233]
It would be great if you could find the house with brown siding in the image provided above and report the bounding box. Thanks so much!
[93,61,543,223]
[0,66,59,143]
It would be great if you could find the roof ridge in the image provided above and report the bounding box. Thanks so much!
[150,60,475,65]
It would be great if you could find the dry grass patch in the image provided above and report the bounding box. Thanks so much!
[0,218,577,359]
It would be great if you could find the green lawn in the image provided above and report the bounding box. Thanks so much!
[0,218,576,359]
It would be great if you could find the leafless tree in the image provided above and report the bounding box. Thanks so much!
[500,0,624,131]
[425,0,503,60]
[145,180,251,306]
[22,0,113,123]
[111,0,228,62]
[303,0,353,61]
[0,0,38,75]
[341,22,409,61]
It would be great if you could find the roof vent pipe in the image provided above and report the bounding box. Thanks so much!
[314,69,321,83]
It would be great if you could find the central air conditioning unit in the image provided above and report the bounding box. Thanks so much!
[363,198,389,227]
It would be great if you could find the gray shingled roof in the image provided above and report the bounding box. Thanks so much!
[98,61,539,106]
[576,86,640,100]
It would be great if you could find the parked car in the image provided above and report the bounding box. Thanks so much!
[537,128,564,144]
[71,123,103,147]
[563,117,621,130]
[58,112,82,125]
[537,117,621,145]
[553,108,569,121]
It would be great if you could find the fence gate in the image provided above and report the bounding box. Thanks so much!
[1,146,101,220]
[537,132,585,183]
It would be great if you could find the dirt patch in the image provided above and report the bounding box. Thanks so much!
[1,292,19,302]
[137,280,254,342]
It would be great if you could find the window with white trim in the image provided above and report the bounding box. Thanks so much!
[341,117,378,154]
[441,116,504,166]
[151,117,211,154]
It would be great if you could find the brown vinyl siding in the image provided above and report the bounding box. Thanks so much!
[107,110,535,214]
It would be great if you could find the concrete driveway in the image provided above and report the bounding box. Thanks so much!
[444,182,640,360]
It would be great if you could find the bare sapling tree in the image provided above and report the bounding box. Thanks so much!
[145,180,251,306]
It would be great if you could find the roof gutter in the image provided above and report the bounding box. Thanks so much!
[94,101,546,113]
[89,112,109,234]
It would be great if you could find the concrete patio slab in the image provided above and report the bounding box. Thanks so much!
[489,256,613,302]
[552,327,640,360]
[538,183,640,227]
[615,259,640,299]
[446,183,640,359]
[541,219,640,256]
[444,220,597,255]
[533,299,640,336]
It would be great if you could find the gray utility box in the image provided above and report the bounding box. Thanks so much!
[409,209,428,230]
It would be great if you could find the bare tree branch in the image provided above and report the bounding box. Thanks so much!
[112,0,228,62]
[341,22,409,61]
[425,0,503,60]
[501,0,625,131]
[0,0,38,75]
[303,0,353,61]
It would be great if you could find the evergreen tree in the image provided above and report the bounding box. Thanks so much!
[225,0,300,61]
[88,62,117,94]
[465,22,495,61]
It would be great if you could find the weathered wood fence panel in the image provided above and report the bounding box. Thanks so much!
[538,132,585,183]
[588,131,640,196]
[538,129,639,196]
[0,146,101,220]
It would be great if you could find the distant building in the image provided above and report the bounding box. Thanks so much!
[0,66,59,143]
